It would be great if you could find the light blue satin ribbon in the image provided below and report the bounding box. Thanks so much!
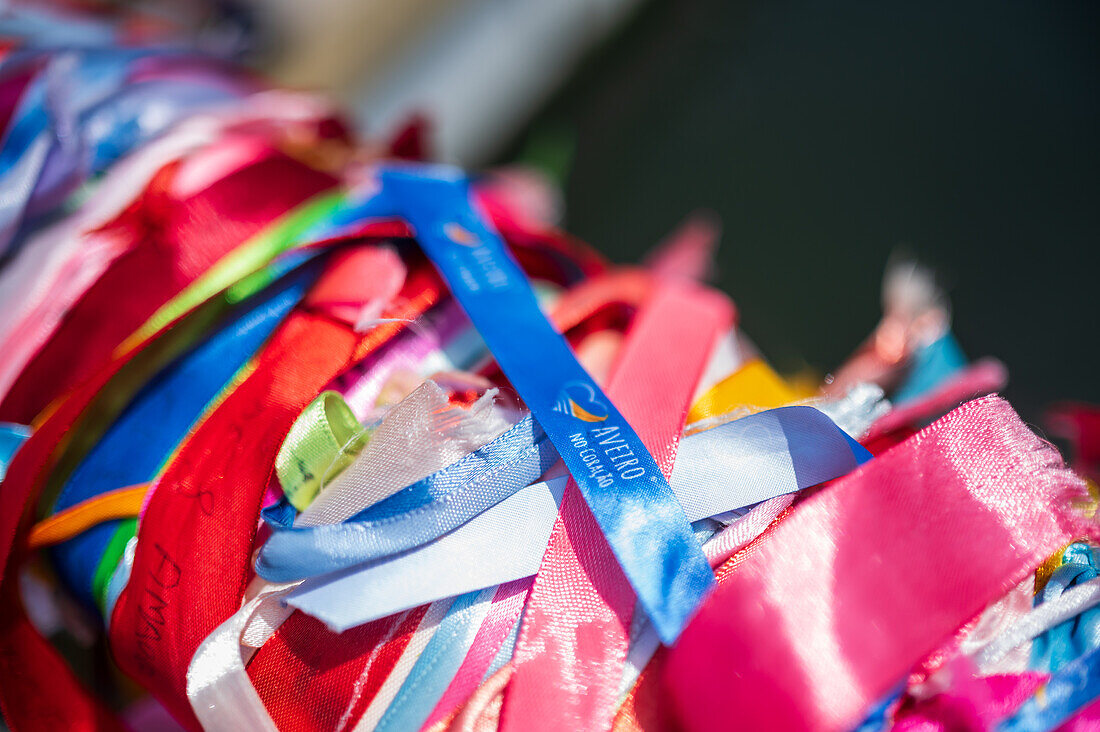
[362,405,870,727]
[1031,543,1100,673]
[275,406,870,631]
[375,587,497,732]
[1000,644,1100,732]
[256,416,557,581]
[258,406,869,585]
[0,422,31,481]
[289,473,569,632]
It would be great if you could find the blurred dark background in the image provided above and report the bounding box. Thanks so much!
[500,0,1099,426]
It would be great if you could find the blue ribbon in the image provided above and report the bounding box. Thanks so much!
[892,331,968,404]
[256,406,871,584]
[1000,645,1100,732]
[851,683,906,732]
[260,406,871,630]
[50,261,318,610]
[375,164,711,643]
[1031,543,1100,673]
[0,422,31,481]
[256,415,557,580]
[375,588,497,732]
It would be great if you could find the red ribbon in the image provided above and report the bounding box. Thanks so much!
[0,146,338,424]
[108,249,442,727]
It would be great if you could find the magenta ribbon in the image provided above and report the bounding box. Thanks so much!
[665,395,1093,732]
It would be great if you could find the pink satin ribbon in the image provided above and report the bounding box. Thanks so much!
[863,358,1008,443]
[892,667,1048,731]
[500,282,734,732]
[425,578,533,729]
[703,493,797,568]
[665,395,1092,732]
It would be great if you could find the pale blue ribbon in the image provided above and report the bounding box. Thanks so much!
[374,587,497,732]
[270,406,870,631]
[0,422,31,481]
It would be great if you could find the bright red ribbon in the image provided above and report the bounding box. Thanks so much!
[0,146,338,424]
[108,250,442,728]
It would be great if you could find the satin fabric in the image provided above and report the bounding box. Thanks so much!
[108,252,445,728]
[29,485,147,550]
[242,277,730,726]
[0,263,220,732]
[0,90,344,387]
[1001,646,1100,731]
[334,299,485,420]
[283,472,569,630]
[0,47,247,254]
[1030,544,1100,673]
[0,146,339,424]
[501,282,731,732]
[665,396,1092,732]
[185,259,645,730]
[383,166,717,642]
[275,390,369,511]
[373,587,499,732]
[294,382,518,530]
[892,332,968,404]
[249,606,432,732]
[256,415,556,581]
[256,406,869,595]
[425,578,533,729]
[49,262,316,611]
[971,577,1100,673]
[172,220,605,732]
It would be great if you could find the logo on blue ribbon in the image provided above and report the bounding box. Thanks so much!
[443,222,479,247]
[553,381,609,423]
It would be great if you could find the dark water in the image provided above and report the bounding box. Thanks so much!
[501,0,1100,427]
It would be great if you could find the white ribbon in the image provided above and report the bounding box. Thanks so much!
[298,380,516,527]
[971,576,1100,669]
[186,581,299,731]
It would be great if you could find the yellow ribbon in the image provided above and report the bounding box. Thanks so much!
[688,359,809,423]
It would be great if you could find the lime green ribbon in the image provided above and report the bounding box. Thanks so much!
[276,391,369,511]
[119,189,346,354]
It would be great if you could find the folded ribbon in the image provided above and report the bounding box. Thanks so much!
[257,406,868,589]
[283,472,569,631]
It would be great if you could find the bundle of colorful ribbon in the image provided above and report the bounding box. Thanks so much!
[1,4,1098,731]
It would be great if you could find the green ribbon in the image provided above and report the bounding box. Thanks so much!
[122,189,346,352]
[276,391,369,511]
